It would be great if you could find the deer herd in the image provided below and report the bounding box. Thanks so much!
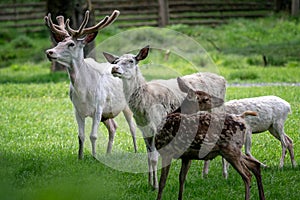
[44,10,296,200]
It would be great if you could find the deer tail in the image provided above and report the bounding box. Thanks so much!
[239,110,258,118]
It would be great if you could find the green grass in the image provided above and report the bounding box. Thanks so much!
[1,14,300,200]
[219,65,300,83]
[1,80,299,200]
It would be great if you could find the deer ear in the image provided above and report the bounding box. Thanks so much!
[177,77,191,93]
[84,32,98,44]
[103,52,119,64]
[135,45,149,61]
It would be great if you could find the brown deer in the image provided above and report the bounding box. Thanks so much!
[155,77,265,200]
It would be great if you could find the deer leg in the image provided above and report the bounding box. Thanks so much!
[222,150,252,200]
[156,156,172,200]
[244,128,253,157]
[178,159,192,200]
[75,111,85,159]
[143,136,156,188]
[142,127,159,189]
[202,160,210,178]
[222,158,229,179]
[110,117,118,130]
[150,148,159,189]
[269,124,287,168]
[146,146,159,189]
[231,160,251,200]
[285,135,297,167]
[148,155,153,187]
[103,119,117,154]
[90,110,102,158]
[280,142,287,168]
[123,107,138,152]
[244,128,268,167]
[243,155,265,200]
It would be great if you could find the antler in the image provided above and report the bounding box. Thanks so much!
[44,13,70,41]
[65,10,120,38]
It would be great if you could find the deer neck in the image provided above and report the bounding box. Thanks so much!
[66,51,86,86]
[122,69,147,103]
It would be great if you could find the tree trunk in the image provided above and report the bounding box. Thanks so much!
[292,0,300,16]
[158,0,169,27]
[46,0,95,71]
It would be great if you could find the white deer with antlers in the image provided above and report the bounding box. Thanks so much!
[44,10,137,159]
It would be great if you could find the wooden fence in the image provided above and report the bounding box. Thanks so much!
[0,0,275,32]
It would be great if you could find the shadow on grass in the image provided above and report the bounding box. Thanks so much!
[0,151,125,200]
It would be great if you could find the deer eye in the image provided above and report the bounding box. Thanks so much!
[111,60,118,64]
[129,59,134,64]
[68,42,75,48]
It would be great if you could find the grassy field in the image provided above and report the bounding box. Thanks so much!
[1,14,300,200]
[1,77,299,200]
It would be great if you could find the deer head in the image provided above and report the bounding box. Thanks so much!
[45,10,120,66]
[103,45,150,79]
[177,77,224,113]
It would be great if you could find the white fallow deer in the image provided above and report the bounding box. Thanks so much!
[202,95,296,179]
[44,10,137,159]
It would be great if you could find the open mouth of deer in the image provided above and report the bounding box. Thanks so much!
[111,71,122,77]
[47,54,57,61]
[111,67,123,77]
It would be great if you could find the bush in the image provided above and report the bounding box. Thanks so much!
[246,56,264,66]
[285,61,300,68]
[0,29,17,45]
[11,36,34,48]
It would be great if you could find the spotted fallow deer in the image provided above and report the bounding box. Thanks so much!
[44,10,137,159]
[155,78,265,200]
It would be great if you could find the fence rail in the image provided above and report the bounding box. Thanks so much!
[0,0,275,32]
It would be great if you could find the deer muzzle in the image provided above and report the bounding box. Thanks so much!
[111,66,122,77]
[45,49,57,61]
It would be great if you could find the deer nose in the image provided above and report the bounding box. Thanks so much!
[111,66,120,73]
[46,49,53,55]
[45,49,57,60]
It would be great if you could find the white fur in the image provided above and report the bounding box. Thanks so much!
[225,96,295,167]
[203,95,296,179]
[46,41,137,159]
